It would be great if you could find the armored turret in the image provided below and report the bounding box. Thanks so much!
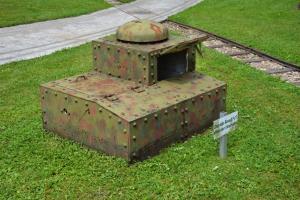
[40,20,226,162]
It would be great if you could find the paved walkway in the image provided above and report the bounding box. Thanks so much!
[0,0,201,65]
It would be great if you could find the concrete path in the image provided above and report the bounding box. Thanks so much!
[0,0,201,65]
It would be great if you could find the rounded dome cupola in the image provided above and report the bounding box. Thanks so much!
[116,20,169,43]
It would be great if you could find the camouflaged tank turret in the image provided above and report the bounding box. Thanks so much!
[40,20,227,162]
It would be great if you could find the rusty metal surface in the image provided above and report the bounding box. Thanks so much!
[116,20,169,43]
[93,31,205,86]
[40,20,227,161]
[41,71,225,161]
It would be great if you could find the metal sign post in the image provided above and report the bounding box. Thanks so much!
[219,112,227,158]
[212,111,238,159]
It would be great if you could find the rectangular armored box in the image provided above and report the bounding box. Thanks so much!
[41,71,226,161]
[92,33,199,86]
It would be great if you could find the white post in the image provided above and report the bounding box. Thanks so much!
[219,112,227,159]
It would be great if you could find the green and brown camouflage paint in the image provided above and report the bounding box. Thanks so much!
[40,20,226,162]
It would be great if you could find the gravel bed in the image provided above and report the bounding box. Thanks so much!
[214,46,244,55]
[249,60,286,72]
[163,21,204,36]
[274,71,300,85]
[233,53,260,61]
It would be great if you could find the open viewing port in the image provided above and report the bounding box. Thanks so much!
[157,49,188,81]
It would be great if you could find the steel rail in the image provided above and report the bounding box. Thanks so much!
[164,20,300,72]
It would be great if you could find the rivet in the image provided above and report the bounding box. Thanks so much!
[45,90,48,94]
[185,108,188,112]
[99,108,102,112]
[43,111,46,114]
[107,47,110,50]
[174,106,177,111]
[118,119,122,124]
[143,67,146,71]
[109,114,112,118]
[94,46,97,49]
[132,152,137,157]
[143,76,146,80]
[85,103,89,107]
[44,121,47,125]
[108,73,111,76]
[152,80,156,84]
[128,78,131,81]
[216,89,219,94]
[151,73,154,77]
[55,93,57,96]
[185,120,188,125]
[192,99,195,103]
[208,93,211,98]
[181,122,184,127]
[139,80,142,83]
[144,118,148,123]
[138,53,141,57]
[65,96,68,100]
[154,114,158,119]
[123,144,127,148]
[142,56,146,60]
[181,109,184,113]
[164,110,168,115]
[223,97,226,101]
[151,63,154,67]
[200,96,204,101]
[223,87,226,92]
[42,96,45,100]
[133,122,137,127]
[132,135,136,140]
[117,48,120,52]
[97,44,101,48]
[75,100,78,103]
[127,50,130,54]
[123,129,127,134]
[94,56,97,60]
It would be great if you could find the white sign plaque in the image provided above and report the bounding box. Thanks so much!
[213,111,238,139]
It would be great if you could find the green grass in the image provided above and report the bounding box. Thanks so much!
[0,0,111,28]
[171,0,300,66]
[0,42,299,199]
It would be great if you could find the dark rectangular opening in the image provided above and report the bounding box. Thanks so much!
[157,49,188,81]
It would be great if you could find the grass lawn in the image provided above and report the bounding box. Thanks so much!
[1,42,299,198]
[171,0,300,66]
[0,0,111,28]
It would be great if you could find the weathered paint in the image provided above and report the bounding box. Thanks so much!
[92,32,203,86]
[116,20,169,43]
[40,20,227,162]
[41,71,226,161]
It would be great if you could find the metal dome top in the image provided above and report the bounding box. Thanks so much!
[116,20,169,43]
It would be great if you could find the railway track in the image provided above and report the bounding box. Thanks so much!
[163,20,300,87]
